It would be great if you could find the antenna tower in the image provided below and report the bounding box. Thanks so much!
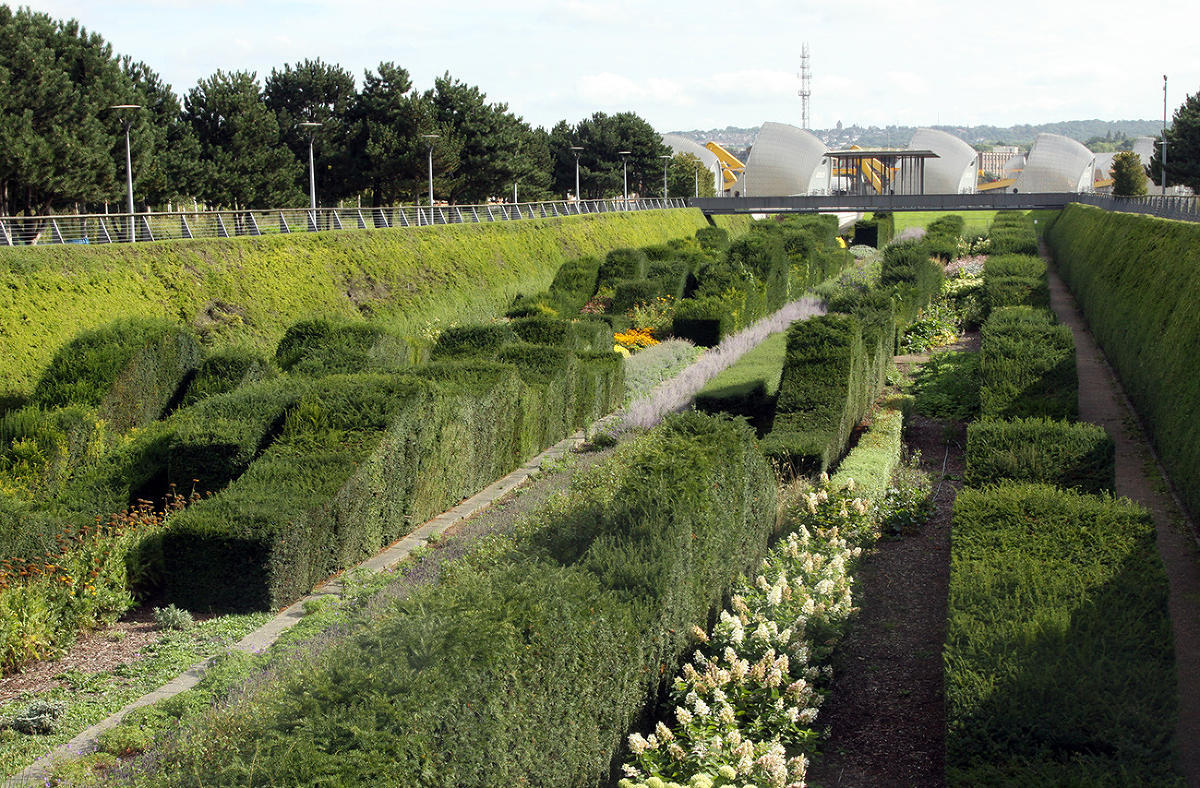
[798,43,812,129]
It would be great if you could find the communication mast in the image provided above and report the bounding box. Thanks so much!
[798,43,812,130]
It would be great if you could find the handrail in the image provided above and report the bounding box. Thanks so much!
[0,197,690,247]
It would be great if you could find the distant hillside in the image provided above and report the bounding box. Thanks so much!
[671,119,1163,151]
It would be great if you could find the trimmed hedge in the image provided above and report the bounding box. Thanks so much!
[274,318,411,376]
[597,247,649,289]
[611,279,661,314]
[924,214,965,261]
[983,253,1046,280]
[510,316,609,352]
[1047,203,1200,520]
[947,483,1176,785]
[547,255,602,314]
[979,307,1076,420]
[29,318,201,435]
[983,275,1050,315]
[831,394,908,502]
[180,347,278,407]
[647,259,689,300]
[431,323,519,359]
[131,413,777,786]
[965,417,1115,492]
[881,238,943,328]
[1,209,716,395]
[987,210,1039,255]
[761,313,868,475]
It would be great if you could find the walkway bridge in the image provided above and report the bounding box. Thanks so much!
[691,192,1200,223]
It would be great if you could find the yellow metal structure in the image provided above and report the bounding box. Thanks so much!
[705,142,746,192]
[832,146,895,194]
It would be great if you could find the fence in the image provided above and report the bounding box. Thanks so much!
[0,197,689,247]
[1073,193,1200,222]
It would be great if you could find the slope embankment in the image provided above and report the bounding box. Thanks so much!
[0,210,747,395]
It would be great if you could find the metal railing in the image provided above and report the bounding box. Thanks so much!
[1073,193,1200,222]
[0,197,689,247]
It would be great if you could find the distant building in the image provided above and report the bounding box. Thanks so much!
[910,128,978,193]
[1013,134,1095,193]
[736,122,830,196]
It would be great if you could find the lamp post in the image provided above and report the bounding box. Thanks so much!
[1162,74,1168,197]
[299,121,322,211]
[694,161,701,198]
[423,133,440,209]
[569,146,583,203]
[109,104,142,242]
[660,154,671,200]
[618,150,631,208]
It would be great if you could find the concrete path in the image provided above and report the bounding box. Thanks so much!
[10,430,588,785]
[1046,261,1200,786]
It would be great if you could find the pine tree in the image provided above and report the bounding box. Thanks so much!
[1150,87,1200,192]
[1110,150,1148,196]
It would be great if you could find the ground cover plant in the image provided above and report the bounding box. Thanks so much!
[1047,203,1200,520]
[79,412,777,787]
[965,417,1115,492]
[910,350,980,422]
[947,482,1177,785]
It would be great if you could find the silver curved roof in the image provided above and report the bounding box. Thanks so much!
[661,134,722,193]
[1014,133,1095,193]
[909,128,977,193]
[737,121,830,196]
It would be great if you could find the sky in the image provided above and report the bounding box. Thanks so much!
[18,0,1200,133]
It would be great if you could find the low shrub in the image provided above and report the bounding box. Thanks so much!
[598,247,649,289]
[180,347,278,407]
[430,323,519,359]
[965,417,1115,492]
[881,239,943,329]
[30,319,202,435]
[987,210,1038,255]
[947,483,1175,785]
[924,214,965,262]
[983,254,1046,280]
[548,255,602,314]
[611,279,661,314]
[979,307,1076,420]
[646,259,689,300]
[911,350,980,421]
[508,316,608,352]
[274,318,410,376]
[671,294,734,347]
[983,275,1050,315]
[0,405,105,500]
[695,225,730,253]
[622,339,702,404]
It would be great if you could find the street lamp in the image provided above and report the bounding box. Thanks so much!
[618,150,631,208]
[299,121,322,211]
[423,133,440,208]
[660,154,672,200]
[1162,74,1168,197]
[694,162,701,198]
[109,104,142,242]
[569,146,583,202]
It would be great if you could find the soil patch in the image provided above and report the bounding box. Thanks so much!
[806,411,960,787]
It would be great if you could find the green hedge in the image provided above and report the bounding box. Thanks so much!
[507,316,608,352]
[180,347,278,407]
[0,209,716,395]
[979,307,1076,420]
[965,417,1115,492]
[611,279,661,313]
[881,238,943,328]
[987,210,1039,255]
[597,247,649,289]
[947,483,1176,785]
[1047,203,1200,520]
[983,254,1046,280]
[924,214,965,261]
[761,313,868,475]
[29,318,201,435]
[431,323,519,359]
[274,318,411,376]
[548,255,602,313]
[983,275,1050,316]
[131,412,776,785]
[830,394,908,502]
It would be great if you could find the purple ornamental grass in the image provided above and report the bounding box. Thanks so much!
[615,297,826,432]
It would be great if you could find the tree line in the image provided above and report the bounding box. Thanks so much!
[0,6,714,216]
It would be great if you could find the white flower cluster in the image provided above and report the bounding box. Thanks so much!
[620,481,874,788]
